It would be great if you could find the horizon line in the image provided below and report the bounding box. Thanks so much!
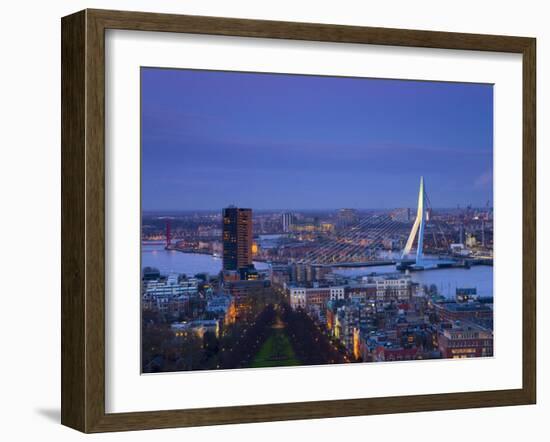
[142,206,492,212]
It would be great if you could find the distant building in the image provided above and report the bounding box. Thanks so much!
[222,207,253,274]
[141,274,198,314]
[320,222,335,233]
[438,321,493,358]
[426,208,432,222]
[466,233,477,248]
[334,301,369,353]
[450,243,470,256]
[346,283,377,302]
[288,286,345,310]
[289,287,306,310]
[373,345,420,362]
[455,288,478,303]
[375,277,412,304]
[239,265,259,281]
[289,263,331,284]
[171,319,220,339]
[142,294,190,315]
[281,212,294,232]
[224,279,271,320]
[337,208,358,227]
[390,208,410,222]
[433,301,492,323]
[144,274,198,297]
[270,264,291,286]
[206,294,236,325]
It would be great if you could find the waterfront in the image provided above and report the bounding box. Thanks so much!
[142,243,270,276]
[142,243,492,299]
[334,264,493,298]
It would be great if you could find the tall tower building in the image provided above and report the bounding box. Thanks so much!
[222,207,253,272]
[281,212,294,233]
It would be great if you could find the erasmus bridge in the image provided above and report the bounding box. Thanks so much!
[298,176,450,269]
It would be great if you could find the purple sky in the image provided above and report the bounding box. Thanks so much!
[141,68,493,211]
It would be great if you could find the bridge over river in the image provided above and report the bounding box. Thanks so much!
[297,177,492,272]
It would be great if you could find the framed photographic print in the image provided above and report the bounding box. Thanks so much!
[61,9,536,433]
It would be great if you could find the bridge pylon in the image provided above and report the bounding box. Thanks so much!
[401,176,428,264]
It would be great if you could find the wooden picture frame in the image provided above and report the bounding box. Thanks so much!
[61,8,536,433]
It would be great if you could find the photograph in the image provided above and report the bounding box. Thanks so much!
[0,0,542,438]
[140,67,494,373]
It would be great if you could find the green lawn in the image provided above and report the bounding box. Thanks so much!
[251,330,301,368]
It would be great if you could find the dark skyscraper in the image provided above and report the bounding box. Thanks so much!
[222,207,253,272]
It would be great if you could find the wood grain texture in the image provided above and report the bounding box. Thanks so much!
[61,9,537,433]
[89,8,532,52]
[522,38,536,403]
[85,9,108,433]
[61,10,86,432]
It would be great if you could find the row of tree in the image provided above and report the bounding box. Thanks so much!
[280,303,349,366]
[220,304,276,369]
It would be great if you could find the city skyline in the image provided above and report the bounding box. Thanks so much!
[141,68,493,211]
[141,68,494,373]
[142,204,489,214]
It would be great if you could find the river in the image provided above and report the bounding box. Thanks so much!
[142,243,269,276]
[142,243,493,299]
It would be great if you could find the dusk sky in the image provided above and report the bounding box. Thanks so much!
[141,68,493,211]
